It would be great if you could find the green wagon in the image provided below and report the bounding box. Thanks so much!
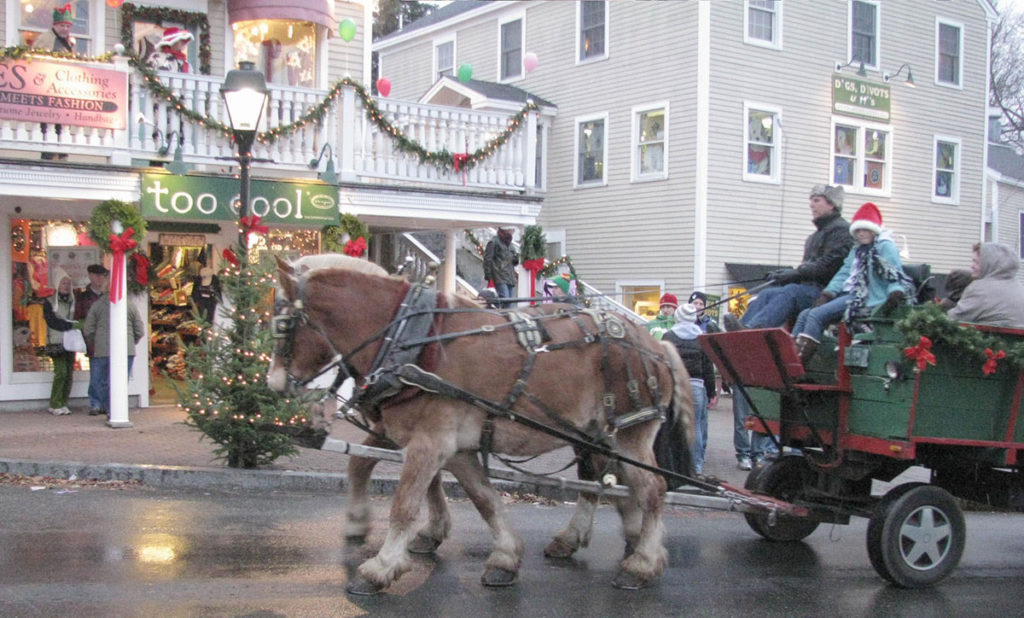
[701,315,1024,588]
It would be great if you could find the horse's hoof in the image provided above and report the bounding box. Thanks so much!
[480,567,518,587]
[408,534,442,555]
[611,570,650,590]
[543,538,577,559]
[346,575,385,596]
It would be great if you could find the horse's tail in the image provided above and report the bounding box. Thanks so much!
[653,340,696,488]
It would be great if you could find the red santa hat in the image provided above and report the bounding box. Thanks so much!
[849,202,883,236]
[157,27,194,49]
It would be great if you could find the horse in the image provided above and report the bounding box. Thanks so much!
[268,255,695,593]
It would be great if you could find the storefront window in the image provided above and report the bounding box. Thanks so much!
[249,228,322,265]
[10,218,96,374]
[232,20,317,88]
[621,284,661,320]
[19,0,91,53]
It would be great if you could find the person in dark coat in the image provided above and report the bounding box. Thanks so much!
[726,184,853,330]
[483,228,519,306]
[937,269,973,313]
[662,303,716,474]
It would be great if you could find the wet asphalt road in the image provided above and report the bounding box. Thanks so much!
[1,485,1023,617]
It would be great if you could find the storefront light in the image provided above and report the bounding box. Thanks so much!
[46,222,77,246]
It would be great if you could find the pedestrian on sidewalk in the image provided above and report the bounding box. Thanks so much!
[662,303,717,474]
[76,264,110,414]
[82,293,145,417]
[41,269,77,415]
[483,228,519,307]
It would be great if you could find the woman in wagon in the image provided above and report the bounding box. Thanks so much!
[947,242,1024,328]
[791,202,914,364]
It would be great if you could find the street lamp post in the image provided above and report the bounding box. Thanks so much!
[220,61,269,259]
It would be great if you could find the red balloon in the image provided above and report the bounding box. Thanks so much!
[377,77,391,97]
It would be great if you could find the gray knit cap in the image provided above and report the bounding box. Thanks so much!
[810,184,845,212]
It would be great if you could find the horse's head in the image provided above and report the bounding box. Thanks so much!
[266,253,389,395]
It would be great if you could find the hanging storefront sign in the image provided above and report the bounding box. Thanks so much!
[0,58,129,129]
[139,173,340,226]
[831,73,891,122]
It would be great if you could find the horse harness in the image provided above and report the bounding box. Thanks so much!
[277,280,672,476]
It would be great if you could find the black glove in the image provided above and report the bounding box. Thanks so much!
[769,268,800,285]
[879,290,906,314]
[813,292,833,308]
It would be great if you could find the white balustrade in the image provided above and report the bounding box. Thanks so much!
[0,57,538,193]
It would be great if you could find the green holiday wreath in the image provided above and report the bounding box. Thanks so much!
[88,200,151,293]
[323,213,371,252]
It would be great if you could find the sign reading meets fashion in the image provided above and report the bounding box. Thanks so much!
[139,173,340,226]
[0,58,129,129]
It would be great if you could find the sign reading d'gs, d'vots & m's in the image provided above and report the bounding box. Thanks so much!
[139,173,340,226]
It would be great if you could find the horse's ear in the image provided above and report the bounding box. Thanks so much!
[278,272,298,300]
[276,255,295,277]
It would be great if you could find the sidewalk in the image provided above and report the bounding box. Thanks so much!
[0,394,754,494]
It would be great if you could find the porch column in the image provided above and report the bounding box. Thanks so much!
[442,229,457,294]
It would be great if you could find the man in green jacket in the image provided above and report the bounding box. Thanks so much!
[645,293,678,340]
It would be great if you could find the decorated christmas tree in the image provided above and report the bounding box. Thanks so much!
[177,225,310,468]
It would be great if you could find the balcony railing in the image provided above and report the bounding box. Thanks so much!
[1,56,541,194]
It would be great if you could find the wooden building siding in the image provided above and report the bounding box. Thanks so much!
[375,0,993,301]
[328,1,367,84]
[992,178,1024,284]
[701,0,991,299]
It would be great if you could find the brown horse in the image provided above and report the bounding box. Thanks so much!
[268,256,694,593]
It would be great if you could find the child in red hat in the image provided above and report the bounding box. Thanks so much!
[645,292,678,340]
[791,202,915,363]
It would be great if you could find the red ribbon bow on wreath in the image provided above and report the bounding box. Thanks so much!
[453,153,470,172]
[343,236,366,258]
[983,348,1006,376]
[223,248,239,267]
[108,227,137,304]
[131,253,150,287]
[903,335,936,371]
[522,258,547,305]
[241,215,269,244]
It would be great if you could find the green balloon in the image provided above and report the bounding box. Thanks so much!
[457,63,473,83]
[339,19,357,42]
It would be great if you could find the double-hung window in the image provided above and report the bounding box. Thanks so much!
[632,103,668,181]
[831,120,891,194]
[743,104,781,183]
[578,1,607,63]
[933,137,960,204]
[575,113,608,187]
[936,19,962,87]
[745,0,782,49]
[18,0,93,53]
[499,16,523,81]
[435,38,454,80]
[849,0,878,68]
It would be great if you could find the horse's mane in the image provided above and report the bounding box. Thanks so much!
[291,253,388,277]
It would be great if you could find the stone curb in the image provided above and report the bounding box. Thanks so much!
[0,458,568,500]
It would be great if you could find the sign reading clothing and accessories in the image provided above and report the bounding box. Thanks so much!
[831,73,891,122]
[0,57,128,129]
[139,174,340,226]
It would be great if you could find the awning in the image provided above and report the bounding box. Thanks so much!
[227,0,336,30]
[724,263,785,287]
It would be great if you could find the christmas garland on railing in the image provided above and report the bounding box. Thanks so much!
[4,46,537,173]
[895,303,1024,374]
[0,45,114,64]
